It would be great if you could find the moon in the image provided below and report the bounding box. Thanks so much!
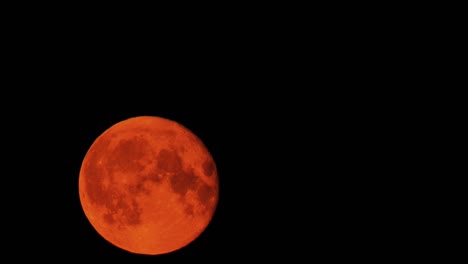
[78,116,219,255]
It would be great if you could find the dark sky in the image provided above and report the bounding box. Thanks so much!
[2,10,420,260]
[4,87,404,261]
[8,93,314,261]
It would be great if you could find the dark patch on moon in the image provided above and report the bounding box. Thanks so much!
[83,136,145,228]
[170,169,199,197]
[143,158,164,184]
[108,136,150,174]
[84,155,107,206]
[103,212,116,224]
[155,149,216,215]
[100,188,143,227]
[197,183,216,207]
[157,148,183,172]
[156,148,199,197]
[83,135,114,207]
[125,199,143,226]
[128,180,151,196]
[145,170,163,184]
[184,204,194,216]
[202,159,215,177]
[154,148,216,216]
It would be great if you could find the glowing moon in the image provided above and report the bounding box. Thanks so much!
[78,116,219,255]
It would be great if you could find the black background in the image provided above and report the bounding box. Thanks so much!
[8,87,327,261]
[4,76,409,261]
[2,15,418,260]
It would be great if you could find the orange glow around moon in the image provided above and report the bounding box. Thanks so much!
[78,116,219,255]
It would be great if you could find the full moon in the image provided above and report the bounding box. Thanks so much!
[78,116,219,255]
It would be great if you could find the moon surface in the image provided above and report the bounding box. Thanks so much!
[78,116,219,255]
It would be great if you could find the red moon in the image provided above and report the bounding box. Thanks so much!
[78,116,219,255]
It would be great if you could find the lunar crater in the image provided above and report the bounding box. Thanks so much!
[202,159,215,177]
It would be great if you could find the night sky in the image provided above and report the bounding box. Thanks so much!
[3,11,414,260]
[5,87,397,261]
[10,92,310,261]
